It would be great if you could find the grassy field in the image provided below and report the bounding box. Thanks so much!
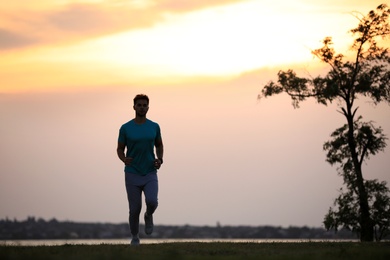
[1,241,390,260]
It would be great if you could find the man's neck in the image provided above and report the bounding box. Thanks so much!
[134,116,146,124]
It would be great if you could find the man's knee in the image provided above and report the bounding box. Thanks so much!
[146,199,158,210]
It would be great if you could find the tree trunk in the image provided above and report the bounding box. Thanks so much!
[353,159,373,241]
[346,112,373,241]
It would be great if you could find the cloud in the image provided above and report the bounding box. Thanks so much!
[156,0,244,12]
[46,5,115,33]
[0,29,39,49]
[300,0,385,13]
[0,4,157,51]
[0,0,244,51]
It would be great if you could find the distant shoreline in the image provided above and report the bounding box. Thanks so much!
[1,217,365,240]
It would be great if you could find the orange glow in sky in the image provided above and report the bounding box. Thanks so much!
[0,0,382,92]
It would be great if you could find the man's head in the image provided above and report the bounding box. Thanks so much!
[133,94,149,105]
[133,94,149,117]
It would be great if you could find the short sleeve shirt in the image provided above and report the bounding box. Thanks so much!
[118,119,162,175]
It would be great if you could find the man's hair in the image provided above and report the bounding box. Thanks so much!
[133,94,149,105]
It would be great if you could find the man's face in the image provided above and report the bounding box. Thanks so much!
[134,99,149,117]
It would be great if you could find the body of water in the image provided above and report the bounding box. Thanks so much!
[1,238,358,246]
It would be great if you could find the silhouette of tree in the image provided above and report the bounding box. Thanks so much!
[258,4,390,241]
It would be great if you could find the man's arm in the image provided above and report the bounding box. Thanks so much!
[155,138,164,164]
[116,142,126,163]
[117,142,132,165]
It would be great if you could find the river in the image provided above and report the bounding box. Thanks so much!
[1,238,358,246]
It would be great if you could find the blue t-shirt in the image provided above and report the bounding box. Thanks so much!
[118,119,162,175]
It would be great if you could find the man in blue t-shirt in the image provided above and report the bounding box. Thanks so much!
[117,94,164,246]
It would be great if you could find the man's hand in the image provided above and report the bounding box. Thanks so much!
[124,157,133,165]
[154,159,162,169]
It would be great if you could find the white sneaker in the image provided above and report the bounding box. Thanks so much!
[144,212,154,235]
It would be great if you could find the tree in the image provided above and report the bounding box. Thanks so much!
[323,116,389,241]
[258,4,390,241]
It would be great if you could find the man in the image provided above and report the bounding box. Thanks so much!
[117,94,164,246]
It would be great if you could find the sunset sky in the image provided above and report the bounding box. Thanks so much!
[1,0,389,228]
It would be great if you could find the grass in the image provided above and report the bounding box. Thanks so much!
[1,241,390,260]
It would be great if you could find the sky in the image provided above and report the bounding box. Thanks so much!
[0,0,389,228]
